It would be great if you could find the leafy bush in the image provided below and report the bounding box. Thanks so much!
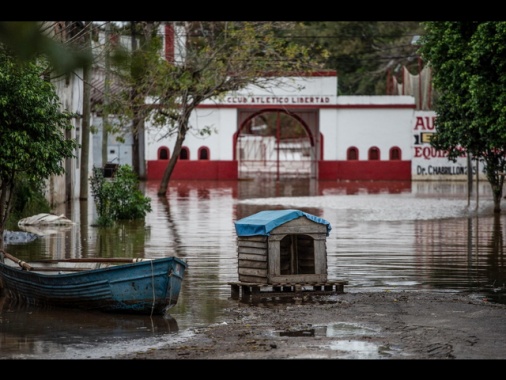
[90,165,152,227]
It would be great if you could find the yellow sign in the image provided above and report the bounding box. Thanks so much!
[421,132,434,144]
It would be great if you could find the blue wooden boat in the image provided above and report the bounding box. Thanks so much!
[0,250,187,315]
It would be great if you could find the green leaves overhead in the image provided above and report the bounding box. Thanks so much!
[0,21,92,75]
[0,50,79,183]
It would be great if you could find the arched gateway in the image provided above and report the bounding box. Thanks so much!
[235,108,319,180]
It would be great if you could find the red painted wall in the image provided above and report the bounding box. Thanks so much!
[147,160,238,180]
[147,159,411,181]
[319,161,411,181]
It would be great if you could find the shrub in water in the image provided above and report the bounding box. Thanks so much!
[90,165,152,227]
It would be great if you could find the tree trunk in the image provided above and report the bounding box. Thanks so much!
[0,179,14,251]
[130,22,140,177]
[79,21,92,200]
[157,133,185,196]
[0,185,7,250]
[484,158,504,213]
[138,117,146,180]
[132,116,140,176]
[157,99,194,196]
[102,21,111,168]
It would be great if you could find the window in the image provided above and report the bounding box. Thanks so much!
[179,147,189,160]
[347,147,359,160]
[390,147,401,160]
[368,147,380,160]
[198,147,210,160]
[159,147,169,160]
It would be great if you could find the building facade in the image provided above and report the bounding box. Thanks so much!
[144,71,479,182]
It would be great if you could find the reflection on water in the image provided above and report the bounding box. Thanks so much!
[0,297,178,359]
[2,178,506,359]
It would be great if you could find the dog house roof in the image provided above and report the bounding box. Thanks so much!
[234,209,331,237]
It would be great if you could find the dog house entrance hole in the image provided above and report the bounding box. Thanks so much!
[280,234,315,275]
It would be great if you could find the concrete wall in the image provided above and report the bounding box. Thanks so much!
[49,69,84,205]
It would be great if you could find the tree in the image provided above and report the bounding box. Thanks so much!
[294,21,424,95]
[148,21,326,195]
[418,22,506,212]
[0,49,79,249]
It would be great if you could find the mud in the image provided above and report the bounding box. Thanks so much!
[114,291,506,360]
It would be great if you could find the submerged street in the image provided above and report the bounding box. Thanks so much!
[1,179,506,359]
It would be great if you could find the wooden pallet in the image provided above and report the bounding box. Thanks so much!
[228,280,348,300]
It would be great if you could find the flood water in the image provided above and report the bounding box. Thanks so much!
[1,178,506,359]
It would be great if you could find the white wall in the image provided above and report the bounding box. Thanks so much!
[332,100,414,161]
[51,70,84,203]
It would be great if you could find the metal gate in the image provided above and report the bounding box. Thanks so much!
[236,111,316,180]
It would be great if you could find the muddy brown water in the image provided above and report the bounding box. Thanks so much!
[1,179,506,359]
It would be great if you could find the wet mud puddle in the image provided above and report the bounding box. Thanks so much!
[270,322,404,359]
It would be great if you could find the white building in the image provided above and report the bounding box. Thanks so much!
[144,71,478,182]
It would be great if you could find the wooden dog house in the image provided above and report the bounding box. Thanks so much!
[230,209,347,299]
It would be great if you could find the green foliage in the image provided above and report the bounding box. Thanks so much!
[0,50,79,181]
[90,165,152,227]
[418,21,506,212]
[0,21,92,75]
[293,21,424,95]
[0,48,79,245]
